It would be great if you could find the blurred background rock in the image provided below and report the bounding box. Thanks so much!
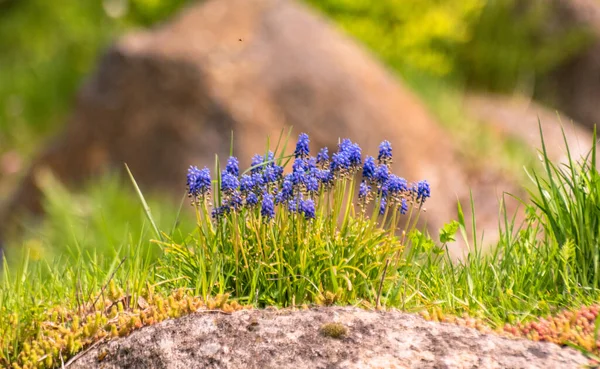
[0,0,598,258]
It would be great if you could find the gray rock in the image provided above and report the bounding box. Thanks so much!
[69,307,587,369]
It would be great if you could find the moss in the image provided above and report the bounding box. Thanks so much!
[6,288,248,369]
[319,322,347,339]
[421,304,600,355]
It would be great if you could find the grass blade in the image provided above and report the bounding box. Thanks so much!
[124,163,162,241]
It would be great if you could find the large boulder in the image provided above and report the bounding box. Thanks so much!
[68,306,587,369]
[0,0,514,253]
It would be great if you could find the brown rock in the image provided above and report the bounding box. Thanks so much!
[68,306,587,369]
[0,0,515,254]
[464,92,596,167]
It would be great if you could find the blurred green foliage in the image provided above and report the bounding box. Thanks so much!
[307,0,485,77]
[308,0,592,92]
[3,170,193,265]
[0,0,594,155]
[458,0,592,92]
[0,0,191,153]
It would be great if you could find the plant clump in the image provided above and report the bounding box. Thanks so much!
[319,322,348,339]
[166,133,431,307]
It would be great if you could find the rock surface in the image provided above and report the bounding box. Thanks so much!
[69,306,587,369]
[464,92,597,167]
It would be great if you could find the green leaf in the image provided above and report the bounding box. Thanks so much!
[439,220,459,244]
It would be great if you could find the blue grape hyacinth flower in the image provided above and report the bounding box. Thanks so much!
[293,158,306,173]
[346,142,362,168]
[415,180,431,204]
[225,156,239,176]
[337,139,362,169]
[229,191,243,210]
[263,165,279,184]
[317,147,329,165]
[287,198,298,213]
[330,151,350,173]
[299,198,316,220]
[375,164,389,184]
[294,133,310,158]
[362,156,376,180]
[250,154,264,174]
[221,171,240,193]
[246,192,259,207]
[261,193,275,219]
[358,181,371,200]
[240,174,255,193]
[400,198,408,215]
[251,173,265,189]
[187,166,212,199]
[305,176,319,193]
[378,140,392,164]
[379,197,387,215]
[386,175,408,195]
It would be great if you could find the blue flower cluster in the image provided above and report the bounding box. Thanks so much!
[186,166,212,202]
[357,140,430,215]
[186,133,431,221]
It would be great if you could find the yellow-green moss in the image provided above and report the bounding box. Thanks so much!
[319,322,347,339]
[5,288,250,369]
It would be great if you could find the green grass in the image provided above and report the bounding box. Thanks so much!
[401,126,600,324]
[0,171,196,368]
[3,170,193,264]
[1,127,599,368]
